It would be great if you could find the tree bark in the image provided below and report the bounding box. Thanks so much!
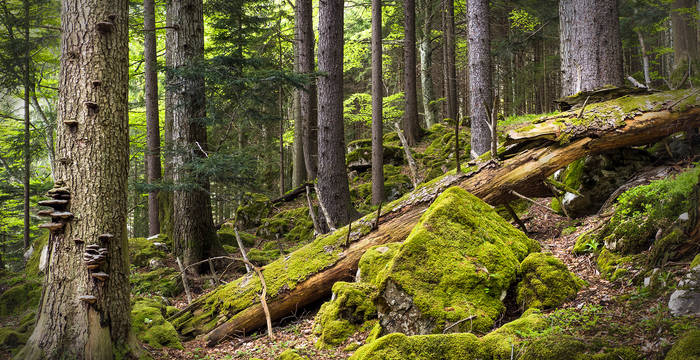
[419,0,438,129]
[317,0,352,228]
[444,0,458,124]
[170,0,223,269]
[371,0,384,206]
[144,0,161,236]
[297,0,318,182]
[670,0,699,77]
[161,0,175,240]
[191,91,700,345]
[559,0,623,97]
[467,0,493,157]
[403,0,420,145]
[20,0,137,356]
[23,0,30,251]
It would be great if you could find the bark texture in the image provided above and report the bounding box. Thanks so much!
[403,0,420,145]
[170,0,222,268]
[161,0,174,240]
[297,0,318,182]
[443,0,458,124]
[418,0,438,129]
[670,0,699,74]
[467,0,492,156]
[559,0,623,97]
[371,0,384,205]
[317,0,352,228]
[292,18,306,187]
[20,0,134,357]
[144,0,161,236]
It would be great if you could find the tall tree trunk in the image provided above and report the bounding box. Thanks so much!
[467,0,492,157]
[161,0,174,241]
[559,0,623,97]
[20,0,137,356]
[292,5,306,187]
[403,0,420,145]
[144,0,161,236]
[171,0,222,269]
[317,0,352,228]
[444,0,458,124]
[419,13,438,129]
[23,0,30,251]
[371,0,384,205]
[670,0,699,78]
[297,0,318,181]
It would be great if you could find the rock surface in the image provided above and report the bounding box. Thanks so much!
[668,265,700,316]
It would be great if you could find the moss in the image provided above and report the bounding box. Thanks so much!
[315,282,378,347]
[665,329,700,360]
[279,349,309,360]
[516,253,585,310]
[247,248,280,265]
[0,327,23,349]
[0,280,41,317]
[236,192,271,229]
[365,321,382,344]
[691,254,700,269]
[217,226,256,248]
[129,237,167,267]
[650,228,689,265]
[550,158,585,214]
[130,267,181,297]
[420,125,471,181]
[358,243,401,285]
[256,207,314,244]
[131,298,183,350]
[521,335,642,360]
[573,231,600,255]
[346,145,404,168]
[24,232,49,279]
[376,187,540,334]
[599,167,699,255]
[597,248,635,282]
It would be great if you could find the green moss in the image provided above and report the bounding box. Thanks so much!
[256,207,314,244]
[315,282,378,347]
[691,254,700,269]
[650,228,689,265]
[573,231,600,255]
[0,280,41,317]
[346,145,404,167]
[516,253,585,310]
[247,248,281,265]
[522,335,643,360]
[279,349,309,360]
[597,249,634,282]
[130,267,181,297]
[599,167,699,255]
[129,237,167,267]
[217,226,256,248]
[24,233,49,279]
[0,327,23,349]
[665,329,700,360]
[358,243,401,285]
[421,128,471,181]
[236,192,271,229]
[131,298,183,350]
[376,187,540,334]
[365,321,382,344]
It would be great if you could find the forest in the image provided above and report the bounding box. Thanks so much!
[0,0,698,358]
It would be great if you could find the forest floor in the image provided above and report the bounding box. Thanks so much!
[148,197,694,360]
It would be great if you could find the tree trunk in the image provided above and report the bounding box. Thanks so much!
[171,0,223,269]
[559,0,623,97]
[670,0,699,78]
[444,0,458,124]
[317,0,352,228]
[23,0,30,251]
[292,12,306,188]
[403,0,420,145]
[20,0,137,356]
[635,29,651,88]
[182,91,700,345]
[144,0,161,236]
[161,0,175,241]
[467,0,492,157]
[297,0,318,182]
[371,0,384,206]
[419,14,438,129]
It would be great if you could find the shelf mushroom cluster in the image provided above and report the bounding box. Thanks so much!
[37,182,73,233]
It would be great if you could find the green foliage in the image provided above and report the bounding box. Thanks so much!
[343,92,405,126]
[509,9,542,32]
[0,279,41,317]
[130,267,181,297]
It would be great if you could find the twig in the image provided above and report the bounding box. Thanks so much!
[667,89,699,111]
[250,262,274,340]
[345,221,352,247]
[394,122,421,188]
[373,202,382,230]
[504,203,527,234]
[305,185,322,235]
[626,75,646,89]
[577,95,591,119]
[208,258,219,285]
[176,257,193,304]
[234,228,252,273]
[195,141,209,157]
[315,186,337,232]
[510,190,559,214]
[443,315,476,333]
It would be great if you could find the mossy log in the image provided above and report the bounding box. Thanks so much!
[170,90,699,346]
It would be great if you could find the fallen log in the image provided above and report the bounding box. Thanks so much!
[168,90,700,346]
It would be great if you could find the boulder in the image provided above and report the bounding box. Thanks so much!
[131,298,183,350]
[665,329,700,360]
[314,282,377,347]
[346,143,404,172]
[374,187,539,336]
[668,264,700,316]
[516,252,584,310]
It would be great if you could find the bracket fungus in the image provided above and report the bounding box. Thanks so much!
[78,295,97,304]
[91,272,109,281]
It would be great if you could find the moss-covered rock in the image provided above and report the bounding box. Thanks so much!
[217,226,256,248]
[665,329,700,360]
[236,192,271,229]
[517,253,584,310]
[129,236,167,267]
[247,248,281,265]
[375,187,540,335]
[350,165,413,213]
[0,280,41,317]
[521,335,641,360]
[279,349,309,360]
[0,327,23,349]
[346,144,404,171]
[315,282,378,347]
[691,254,700,269]
[600,168,699,255]
[421,125,471,181]
[130,267,181,297]
[131,298,183,350]
[358,243,401,285]
[256,207,314,244]
[597,248,633,282]
[573,230,601,255]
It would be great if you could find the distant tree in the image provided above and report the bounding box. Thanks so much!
[443,0,458,125]
[144,0,160,236]
[559,0,623,97]
[403,0,420,145]
[418,0,439,129]
[292,1,306,187]
[670,0,698,80]
[317,0,352,228]
[371,0,384,205]
[467,0,493,157]
[297,0,318,182]
[170,0,223,268]
[20,0,137,356]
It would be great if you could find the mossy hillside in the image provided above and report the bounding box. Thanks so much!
[171,220,374,337]
[217,226,256,248]
[516,253,585,310]
[376,187,540,334]
[247,248,281,265]
[129,236,167,268]
[350,168,413,213]
[130,267,181,297]
[573,230,600,255]
[236,192,271,229]
[599,167,699,255]
[350,310,546,360]
[521,335,641,360]
[0,280,41,317]
[314,282,378,347]
[346,144,404,168]
[279,349,309,360]
[357,243,401,285]
[256,207,314,245]
[131,297,183,350]
[421,125,471,181]
[665,329,700,360]
[596,248,637,282]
